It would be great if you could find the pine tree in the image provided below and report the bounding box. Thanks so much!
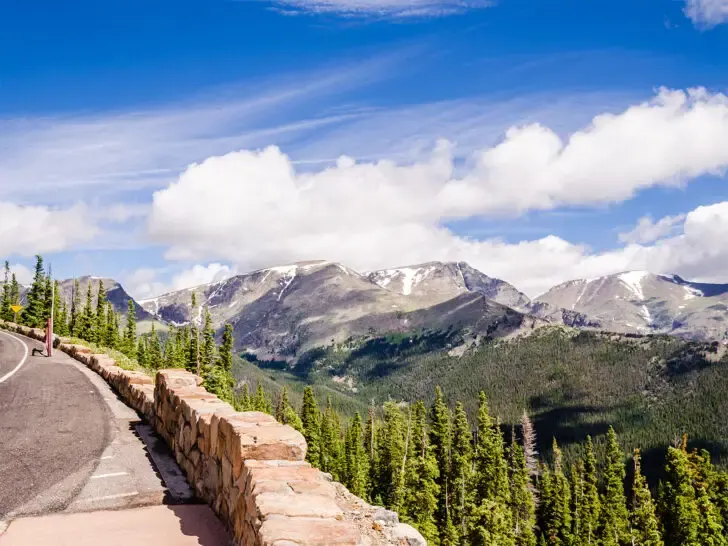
[540,439,572,546]
[451,401,473,541]
[570,462,584,543]
[687,446,726,545]
[123,299,137,356]
[136,336,148,368]
[470,392,514,546]
[52,280,67,336]
[401,401,439,544]
[95,280,107,341]
[580,435,601,545]
[300,386,321,467]
[320,396,344,480]
[0,261,11,321]
[69,279,80,336]
[629,449,663,546]
[276,386,291,422]
[105,303,119,349]
[599,427,629,546]
[22,255,45,327]
[201,308,216,375]
[218,324,233,373]
[9,273,20,320]
[345,412,370,499]
[78,280,95,342]
[378,401,407,508]
[660,442,701,546]
[365,406,379,503]
[509,431,537,546]
[253,382,272,414]
[430,386,452,539]
[188,326,199,374]
[43,273,53,321]
[147,323,162,368]
[238,383,252,411]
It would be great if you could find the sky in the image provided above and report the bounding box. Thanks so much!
[1,0,728,299]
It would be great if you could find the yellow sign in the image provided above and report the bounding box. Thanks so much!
[10,305,23,314]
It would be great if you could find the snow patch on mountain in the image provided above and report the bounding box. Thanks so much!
[618,271,649,300]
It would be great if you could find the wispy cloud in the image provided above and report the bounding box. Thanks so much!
[0,55,398,205]
[684,0,728,27]
[269,0,493,18]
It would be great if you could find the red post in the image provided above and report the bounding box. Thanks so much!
[46,317,53,357]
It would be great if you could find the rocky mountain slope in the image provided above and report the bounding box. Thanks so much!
[58,276,151,321]
[141,260,546,359]
[536,271,728,341]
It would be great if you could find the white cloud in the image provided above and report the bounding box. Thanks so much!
[146,88,728,295]
[685,0,728,27]
[126,263,234,300]
[0,202,98,257]
[272,0,492,17]
[3,264,33,285]
[0,56,397,205]
[618,214,686,244]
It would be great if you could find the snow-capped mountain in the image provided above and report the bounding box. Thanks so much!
[536,271,728,340]
[367,261,532,311]
[141,260,545,359]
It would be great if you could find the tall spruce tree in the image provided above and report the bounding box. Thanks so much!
[52,280,66,336]
[540,439,572,546]
[123,299,137,356]
[578,435,601,545]
[95,280,107,340]
[201,308,216,375]
[470,392,514,546]
[401,400,439,544]
[629,449,663,546]
[450,401,473,542]
[430,386,452,539]
[23,255,45,327]
[69,279,80,336]
[509,432,537,546]
[378,401,407,508]
[9,273,20,320]
[320,396,344,480]
[147,323,162,368]
[218,324,233,373]
[345,412,369,499]
[253,381,272,414]
[599,427,630,546]
[105,302,119,349]
[301,386,321,467]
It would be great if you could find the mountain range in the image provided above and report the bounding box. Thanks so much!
[11,260,726,352]
[135,260,728,358]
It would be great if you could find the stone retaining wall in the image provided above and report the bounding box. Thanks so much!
[0,321,425,546]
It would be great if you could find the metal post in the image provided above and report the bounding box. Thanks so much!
[48,265,54,357]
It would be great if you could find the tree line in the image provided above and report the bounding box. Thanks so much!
[1,256,236,403]
[245,382,728,546]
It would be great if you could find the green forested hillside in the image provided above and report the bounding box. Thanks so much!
[244,327,728,471]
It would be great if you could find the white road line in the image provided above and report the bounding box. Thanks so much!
[100,455,114,460]
[81,491,139,502]
[91,472,128,479]
[0,330,30,384]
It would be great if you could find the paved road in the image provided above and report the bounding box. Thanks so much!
[0,330,231,545]
[0,331,110,518]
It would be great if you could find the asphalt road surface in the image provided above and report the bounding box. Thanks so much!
[0,330,110,518]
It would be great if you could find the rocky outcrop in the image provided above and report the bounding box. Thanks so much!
[0,320,424,546]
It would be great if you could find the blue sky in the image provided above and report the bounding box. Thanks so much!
[1,0,728,297]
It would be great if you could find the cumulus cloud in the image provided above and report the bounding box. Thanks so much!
[126,263,234,300]
[684,0,728,27]
[0,202,98,257]
[4,264,33,285]
[272,0,492,17]
[618,214,686,244]
[145,88,728,295]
